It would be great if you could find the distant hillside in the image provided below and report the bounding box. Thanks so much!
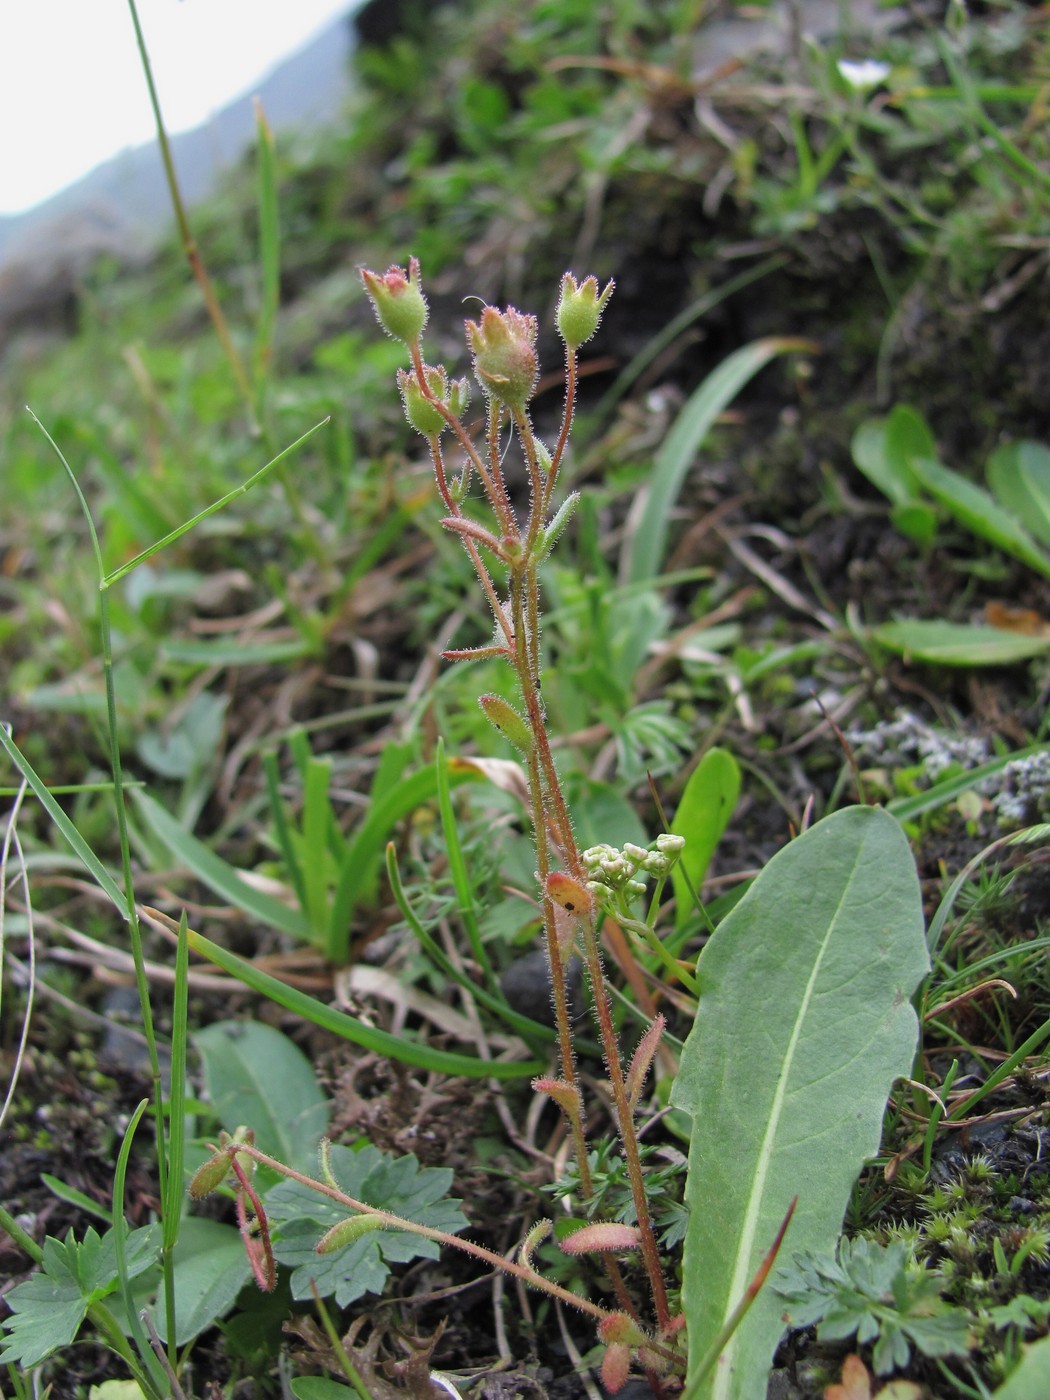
[0,8,359,273]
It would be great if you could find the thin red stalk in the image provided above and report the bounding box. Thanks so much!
[232,1144,679,1346]
[578,912,671,1331]
[545,348,578,508]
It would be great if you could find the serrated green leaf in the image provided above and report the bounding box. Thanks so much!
[0,1225,159,1368]
[671,807,928,1400]
[266,1144,467,1307]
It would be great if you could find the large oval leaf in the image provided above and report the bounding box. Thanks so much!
[670,806,928,1400]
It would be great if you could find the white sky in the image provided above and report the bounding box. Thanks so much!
[0,0,355,216]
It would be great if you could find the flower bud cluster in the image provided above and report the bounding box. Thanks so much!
[581,834,685,902]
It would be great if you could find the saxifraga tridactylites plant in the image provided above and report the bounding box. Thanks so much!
[188,266,801,1393]
[359,259,680,1359]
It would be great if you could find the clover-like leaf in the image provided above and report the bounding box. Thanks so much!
[265,1145,467,1307]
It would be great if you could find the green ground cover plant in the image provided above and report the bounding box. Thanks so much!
[3,3,1050,1398]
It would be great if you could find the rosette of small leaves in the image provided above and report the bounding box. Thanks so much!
[264,1144,468,1307]
[775,1237,971,1375]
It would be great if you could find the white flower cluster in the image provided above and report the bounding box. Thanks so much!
[581,834,686,900]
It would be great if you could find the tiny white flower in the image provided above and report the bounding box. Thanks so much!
[837,58,891,92]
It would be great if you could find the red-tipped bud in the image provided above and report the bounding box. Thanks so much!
[601,1342,632,1394]
[556,273,614,350]
[598,1313,646,1347]
[360,257,428,346]
[465,305,539,413]
[560,1222,641,1254]
[398,364,449,438]
[625,1015,666,1109]
[545,870,593,918]
[533,1076,582,1121]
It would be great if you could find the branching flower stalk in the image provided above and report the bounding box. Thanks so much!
[360,261,673,1333]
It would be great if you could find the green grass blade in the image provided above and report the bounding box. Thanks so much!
[100,418,329,591]
[887,744,1050,825]
[263,750,308,912]
[385,842,557,1045]
[623,338,813,586]
[327,762,481,960]
[111,1097,167,1395]
[435,739,493,982]
[0,726,129,918]
[302,757,334,949]
[253,98,280,394]
[134,790,313,942]
[186,924,541,1079]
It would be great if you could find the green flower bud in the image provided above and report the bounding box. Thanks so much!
[317,1213,387,1253]
[479,693,534,754]
[398,364,449,438]
[360,257,428,346]
[448,376,471,418]
[188,1151,231,1199]
[556,273,614,350]
[465,305,539,414]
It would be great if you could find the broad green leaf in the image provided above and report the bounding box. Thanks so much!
[193,1020,328,1172]
[670,806,928,1400]
[987,440,1050,550]
[873,619,1050,667]
[993,1333,1050,1400]
[889,500,938,548]
[671,747,741,930]
[851,412,926,507]
[909,456,1050,580]
[133,790,312,941]
[153,1217,250,1346]
[625,338,812,585]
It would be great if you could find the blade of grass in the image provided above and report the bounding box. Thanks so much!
[99,418,329,591]
[161,913,190,1361]
[134,790,313,943]
[183,920,541,1079]
[385,843,559,1045]
[112,1098,168,1397]
[303,756,334,949]
[622,338,815,586]
[326,763,483,961]
[263,750,308,912]
[435,738,494,984]
[253,98,280,402]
